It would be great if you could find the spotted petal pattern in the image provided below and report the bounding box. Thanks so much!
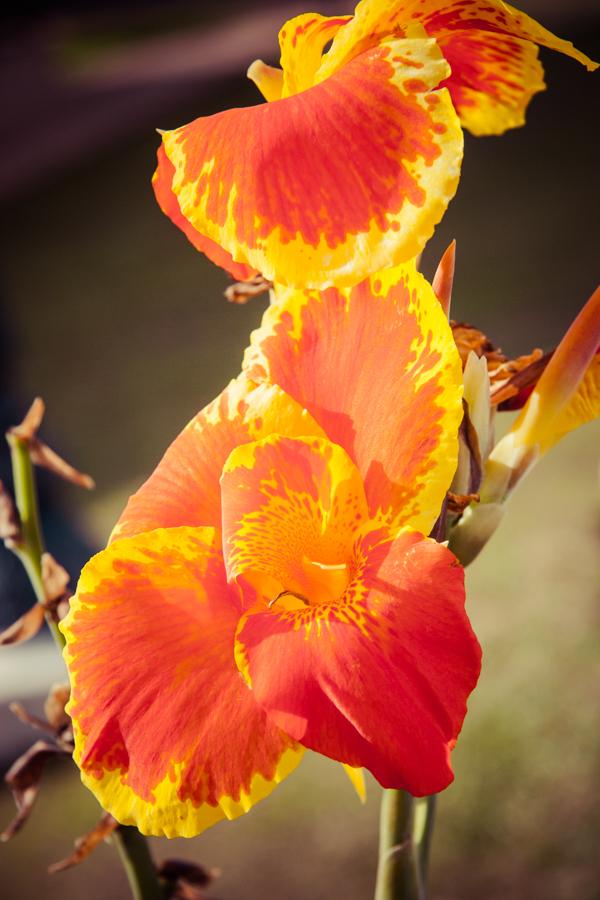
[157,38,462,288]
[244,264,463,534]
[315,0,597,135]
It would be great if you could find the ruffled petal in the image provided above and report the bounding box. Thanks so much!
[244,264,463,534]
[235,526,481,796]
[220,435,369,596]
[153,145,257,281]
[317,0,597,135]
[158,38,462,288]
[437,31,545,135]
[112,376,325,542]
[61,527,302,838]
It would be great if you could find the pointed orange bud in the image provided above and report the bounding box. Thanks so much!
[432,240,456,318]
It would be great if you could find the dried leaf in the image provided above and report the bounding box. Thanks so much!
[447,492,480,515]
[451,322,508,373]
[0,481,21,543]
[48,813,118,873]
[41,553,70,603]
[0,604,46,646]
[158,859,218,900]
[1,740,63,841]
[44,683,71,733]
[451,322,545,392]
[8,398,95,489]
[28,438,95,490]
[9,397,45,442]
[491,351,553,408]
[9,702,56,736]
[224,275,272,305]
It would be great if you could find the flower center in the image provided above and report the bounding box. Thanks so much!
[265,557,350,611]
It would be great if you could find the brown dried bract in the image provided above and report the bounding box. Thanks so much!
[9,397,45,442]
[158,859,219,900]
[8,398,95,490]
[43,683,71,735]
[1,740,64,841]
[0,481,21,544]
[9,682,73,751]
[0,604,46,646]
[490,351,552,408]
[42,552,70,608]
[48,813,118,874]
[224,275,272,304]
[451,322,544,390]
[447,492,480,515]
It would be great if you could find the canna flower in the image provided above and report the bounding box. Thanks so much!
[61,265,481,837]
[450,285,600,564]
[154,2,595,290]
[154,19,465,289]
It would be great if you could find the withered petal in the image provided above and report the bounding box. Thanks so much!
[1,740,65,841]
[0,604,46,646]
[47,813,118,874]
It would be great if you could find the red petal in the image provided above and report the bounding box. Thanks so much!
[235,527,481,796]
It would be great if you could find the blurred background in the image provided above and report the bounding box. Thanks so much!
[0,1,598,898]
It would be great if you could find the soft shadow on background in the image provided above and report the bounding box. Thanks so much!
[0,1,599,898]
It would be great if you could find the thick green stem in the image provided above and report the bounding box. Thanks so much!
[112,828,164,900]
[6,429,164,900]
[374,790,423,900]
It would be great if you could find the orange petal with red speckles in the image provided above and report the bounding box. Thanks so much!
[244,264,463,534]
[317,0,597,135]
[112,376,325,542]
[61,527,302,838]
[437,30,545,135]
[234,526,481,796]
[157,38,462,288]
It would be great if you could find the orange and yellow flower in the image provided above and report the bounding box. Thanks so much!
[61,265,481,837]
[154,1,595,288]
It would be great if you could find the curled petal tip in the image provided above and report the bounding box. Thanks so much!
[246,59,283,102]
